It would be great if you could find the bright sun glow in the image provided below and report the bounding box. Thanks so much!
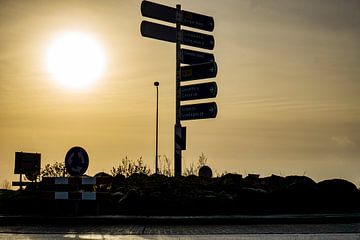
[45,31,106,90]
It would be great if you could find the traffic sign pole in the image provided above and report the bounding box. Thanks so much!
[174,4,182,177]
[140,1,217,177]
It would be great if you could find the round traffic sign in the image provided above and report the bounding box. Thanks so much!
[65,146,89,176]
[198,165,213,178]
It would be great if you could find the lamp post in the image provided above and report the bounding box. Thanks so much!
[154,81,159,174]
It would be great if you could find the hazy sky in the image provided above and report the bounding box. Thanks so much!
[1,0,360,185]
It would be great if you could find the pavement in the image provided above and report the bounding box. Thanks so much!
[1,212,360,225]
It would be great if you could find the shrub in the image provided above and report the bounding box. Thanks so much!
[111,157,150,177]
[41,162,69,177]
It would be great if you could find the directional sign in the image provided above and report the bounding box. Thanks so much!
[140,21,176,43]
[181,62,217,81]
[180,48,214,65]
[141,21,215,49]
[181,82,217,101]
[141,0,176,23]
[181,29,215,50]
[182,10,214,32]
[65,146,89,176]
[180,102,217,121]
[141,0,214,32]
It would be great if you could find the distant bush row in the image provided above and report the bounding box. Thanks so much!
[40,153,210,178]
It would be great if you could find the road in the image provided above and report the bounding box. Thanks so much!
[0,223,360,239]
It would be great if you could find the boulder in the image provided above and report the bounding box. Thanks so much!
[220,173,243,185]
[243,174,260,187]
[118,188,139,205]
[111,174,125,191]
[284,176,318,194]
[94,172,112,178]
[260,174,286,192]
[318,179,358,194]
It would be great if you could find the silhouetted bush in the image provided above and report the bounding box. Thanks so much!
[111,157,150,177]
[41,162,69,177]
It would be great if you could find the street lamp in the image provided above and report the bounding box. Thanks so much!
[154,81,159,174]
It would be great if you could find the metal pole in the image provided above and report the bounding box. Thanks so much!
[154,81,159,174]
[19,173,23,191]
[174,4,182,177]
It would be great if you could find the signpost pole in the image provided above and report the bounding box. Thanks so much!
[140,1,217,177]
[154,81,159,174]
[174,4,182,177]
[19,173,23,191]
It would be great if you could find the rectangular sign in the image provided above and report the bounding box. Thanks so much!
[182,10,214,32]
[181,62,217,81]
[140,20,176,43]
[181,30,215,50]
[141,1,214,32]
[180,48,214,65]
[181,82,217,101]
[141,0,176,23]
[14,152,41,174]
[180,102,217,121]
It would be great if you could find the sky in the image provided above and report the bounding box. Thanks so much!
[1,0,360,185]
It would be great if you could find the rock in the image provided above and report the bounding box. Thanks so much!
[118,188,139,205]
[318,179,358,194]
[127,173,149,185]
[244,174,260,187]
[111,191,125,200]
[94,172,112,178]
[284,176,318,194]
[218,191,236,201]
[260,175,286,192]
[111,174,125,191]
[240,187,268,195]
[220,173,243,185]
[285,175,316,186]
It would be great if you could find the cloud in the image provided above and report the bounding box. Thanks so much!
[331,136,356,147]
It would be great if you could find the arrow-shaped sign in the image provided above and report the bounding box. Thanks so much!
[181,30,215,50]
[180,48,215,65]
[181,62,217,81]
[181,82,217,101]
[141,21,214,50]
[141,0,214,32]
[140,20,176,43]
[180,102,217,121]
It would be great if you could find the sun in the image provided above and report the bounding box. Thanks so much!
[45,31,106,90]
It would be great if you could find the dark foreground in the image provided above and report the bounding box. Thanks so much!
[1,173,360,215]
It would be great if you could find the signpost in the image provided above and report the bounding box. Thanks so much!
[180,102,217,121]
[181,82,217,101]
[181,62,217,81]
[181,30,215,50]
[14,152,41,189]
[65,146,89,177]
[141,1,218,176]
[141,0,214,31]
[180,48,214,65]
[140,22,215,50]
[14,152,41,175]
[140,21,176,43]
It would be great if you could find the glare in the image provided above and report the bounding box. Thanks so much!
[45,31,106,90]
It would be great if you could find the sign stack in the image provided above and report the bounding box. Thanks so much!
[141,1,217,176]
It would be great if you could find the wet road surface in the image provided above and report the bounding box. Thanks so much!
[0,223,359,239]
